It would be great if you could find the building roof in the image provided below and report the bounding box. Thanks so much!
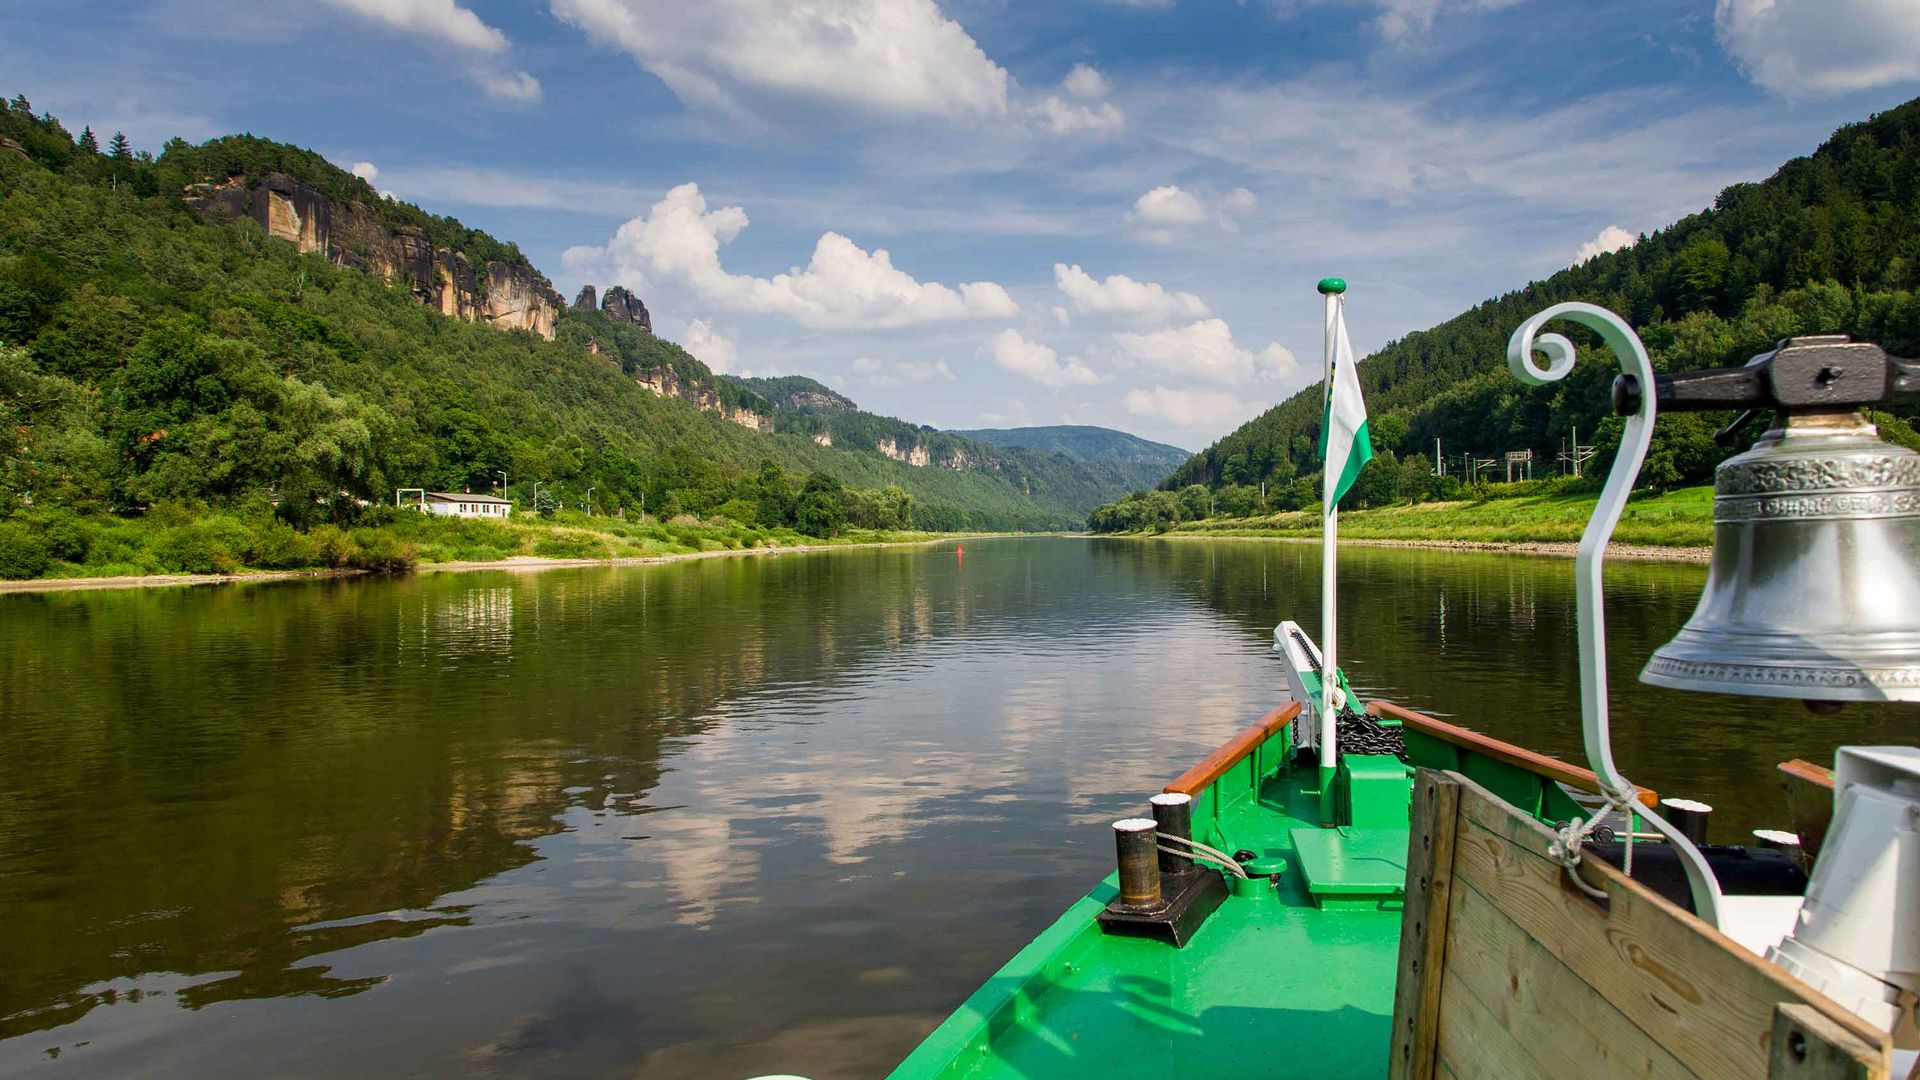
[424,491,512,504]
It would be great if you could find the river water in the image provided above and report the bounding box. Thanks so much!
[1,537,1912,1078]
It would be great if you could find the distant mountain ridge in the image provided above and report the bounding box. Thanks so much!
[954,425,1189,468]
[722,375,858,413]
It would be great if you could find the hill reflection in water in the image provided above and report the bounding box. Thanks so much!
[0,538,1910,1078]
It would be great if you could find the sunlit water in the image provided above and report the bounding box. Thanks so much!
[1,537,1912,1077]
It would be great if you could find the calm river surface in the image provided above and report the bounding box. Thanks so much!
[2,537,1913,1078]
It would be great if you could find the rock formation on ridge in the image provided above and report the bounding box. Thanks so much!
[183,172,566,339]
[601,286,651,332]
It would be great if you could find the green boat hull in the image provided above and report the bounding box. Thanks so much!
[892,675,1595,1078]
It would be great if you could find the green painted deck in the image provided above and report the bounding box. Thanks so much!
[891,761,1406,1079]
[1289,827,1407,905]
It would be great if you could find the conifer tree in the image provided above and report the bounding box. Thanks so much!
[8,94,28,113]
[107,131,131,160]
[77,126,98,154]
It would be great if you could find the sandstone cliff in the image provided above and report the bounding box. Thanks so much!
[634,366,770,431]
[184,172,566,339]
[601,286,651,332]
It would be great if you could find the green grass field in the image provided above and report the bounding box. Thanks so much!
[1160,485,1714,547]
[0,503,941,582]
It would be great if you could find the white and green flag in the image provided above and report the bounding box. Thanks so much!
[1317,296,1372,513]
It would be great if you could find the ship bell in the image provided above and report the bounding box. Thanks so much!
[1622,335,1920,705]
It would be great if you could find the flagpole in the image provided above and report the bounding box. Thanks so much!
[1318,277,1344,827]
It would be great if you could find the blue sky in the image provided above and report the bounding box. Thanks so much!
[7,0,1920,448]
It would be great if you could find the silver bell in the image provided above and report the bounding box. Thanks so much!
[1641,409,1920,703]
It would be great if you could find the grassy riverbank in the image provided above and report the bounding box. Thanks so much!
[1144,485,1714,548]
[0,503,944,583]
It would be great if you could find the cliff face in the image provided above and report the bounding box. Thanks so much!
[634,366,770,431]
[184,172,565,339]
[601,286,651,331]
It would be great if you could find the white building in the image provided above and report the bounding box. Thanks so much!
[421,492,513,519]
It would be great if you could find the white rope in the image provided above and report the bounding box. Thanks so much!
[1156,833,1251,878]
[1548,782,1641,902]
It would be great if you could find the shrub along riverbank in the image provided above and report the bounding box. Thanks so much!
[1132,484,1714,548]
[0,503,940,582]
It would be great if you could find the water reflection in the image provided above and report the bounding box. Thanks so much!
[0,538,1912,1078]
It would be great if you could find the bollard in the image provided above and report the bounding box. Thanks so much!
[1113,818,1163,910]
[1150,792,1194,874]
[1661,797,1712,846]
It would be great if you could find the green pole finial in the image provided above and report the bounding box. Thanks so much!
[1317,277,1347,295]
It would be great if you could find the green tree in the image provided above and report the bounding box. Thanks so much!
[107,131,131,160]
[795,471,847,537]
[76,126,98,155]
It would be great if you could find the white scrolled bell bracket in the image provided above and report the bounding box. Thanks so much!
[1508,302,1725,930]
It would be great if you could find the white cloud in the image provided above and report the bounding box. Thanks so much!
[1030,96,1125,137]
[1063,63,1110,100]
[1223,186,1257,212]
[550,0,1009,122]
[326,0,507,52]
[1170,81,1793,228]
[1029,63,1124,137]
[1350,0,1527,44]
[1054,264,1209,322]
[985,329,1100,388]
[1574,224,1637,264]
[1132,184,1208,225]
[852,356,955,388]
[322,0,542,102]
[1715,0,1920,97]
[1113,318,1298,386]
[566,182,1019,330]
[682,319,738,373]
[350,161,379,183]
[1124,386,1263,431]
[476,69,544,103]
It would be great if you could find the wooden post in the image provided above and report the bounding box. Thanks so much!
[1767,1003,1884,1080]
[1389,769,1462,1080]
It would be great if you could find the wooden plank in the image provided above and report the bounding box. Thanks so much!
[1768,1003,1883,1080]
[1778,759,1836,865]
[1449,776,1890,1080]
[1777,759,1834,790]
[1446,877,1701,1080]
[1390,769,1462,1080]
[1163,701,1300,796]
[1434,969,1558,1080]
[1368,700,1657,807]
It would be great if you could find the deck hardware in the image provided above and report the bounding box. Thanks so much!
[1149,793,1194,874]
[1661,798,1713,845]
[1112,818,1163,912]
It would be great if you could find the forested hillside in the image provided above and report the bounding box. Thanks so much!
[0,97,1138,547]
[954,425,1188,467]
[1109,96,1920,526]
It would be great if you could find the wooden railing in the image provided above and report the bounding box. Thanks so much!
[1164,701,1300,796]
[1366,699,1658,808]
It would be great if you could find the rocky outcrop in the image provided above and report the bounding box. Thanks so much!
[574,284,597,311]
[602,286,651,332]
[727,407,770,432]
[787,389,852,411]
[635,366,770,431]
[877,437,931,467]
[183,172,565,340]
[811,431,833,447]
